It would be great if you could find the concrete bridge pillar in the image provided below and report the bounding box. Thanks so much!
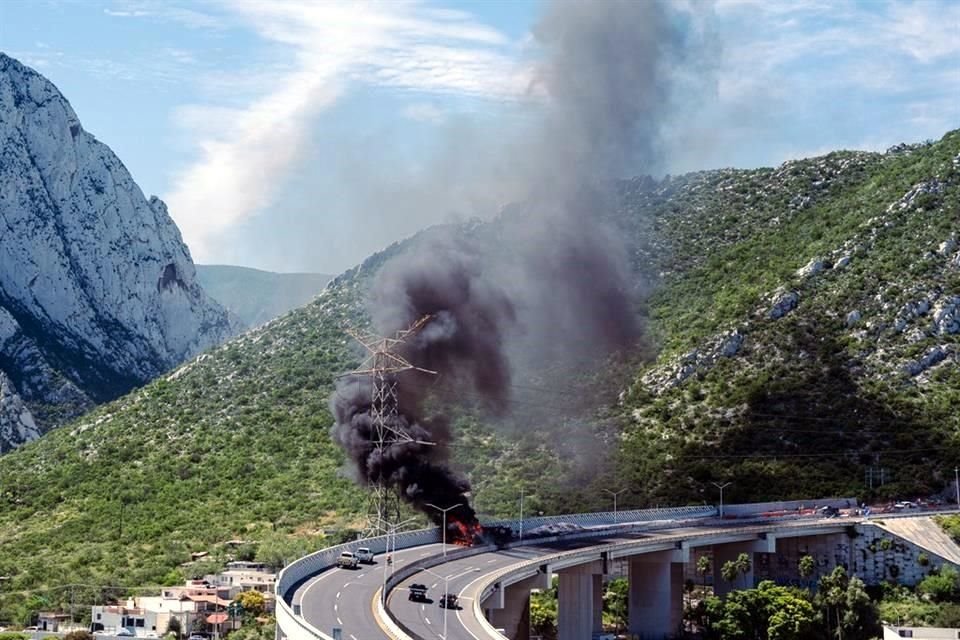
[627,550,684,639]
[557,561,603,640]
[712,538,774,597]
[487,574,547,640]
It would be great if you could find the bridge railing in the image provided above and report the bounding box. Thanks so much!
[275,504,716,640]
[277,504,714,604]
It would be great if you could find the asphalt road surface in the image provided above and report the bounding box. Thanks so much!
[292,543,452,640]
[387,534,655,640]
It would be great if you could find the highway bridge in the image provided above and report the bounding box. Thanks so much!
[276,502,960,640]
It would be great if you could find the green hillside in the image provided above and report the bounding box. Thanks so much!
[195,265,331,328]
[1,130,959,624]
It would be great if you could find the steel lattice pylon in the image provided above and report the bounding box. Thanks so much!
[345,315,435,537]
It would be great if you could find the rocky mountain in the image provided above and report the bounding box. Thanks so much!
[195,265,331,328]
[0,53,239,452]
[0,129,958,622]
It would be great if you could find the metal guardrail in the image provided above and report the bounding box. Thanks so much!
[285,502,957,640]
[275,505,715,640]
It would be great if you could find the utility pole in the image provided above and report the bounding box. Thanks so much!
[345,316,437,537]
[604,488,626,525]
[712,482,732,519]
[955,467,959,511]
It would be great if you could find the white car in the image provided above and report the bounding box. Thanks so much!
[116,629,134,637]
[355,547,375,564]
[336,551,359,569]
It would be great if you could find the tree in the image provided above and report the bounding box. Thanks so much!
[841,577,880,640]
[798,555,815,579]
[530,577,558,640]
[602,578,628,631]
[697,555,712,591]
[64,632,94,640]
[917,566,959,602]
[165,617,182,640]
[721,553,752,586]
[702,582,817,640]
[236,591,266,618]
[815,567,880,640]
[721,561,740,584]
[190,616,206,636]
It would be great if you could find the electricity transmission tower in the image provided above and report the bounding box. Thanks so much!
[345,315,436,537]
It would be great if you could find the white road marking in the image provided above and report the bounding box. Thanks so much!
[336,616,342,625]
[431,582,438,589]
[421,605,425,611]
[445,567,479,582]
[333,604,338,612]
[335,592,341,599]
[456,569,495,640]
[425,617,431,625]
[297,567,341,606]
[350,635,358,640]
[486,559,496,563]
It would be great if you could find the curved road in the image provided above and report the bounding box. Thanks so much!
[388,535,644,640]
[293,543,455,640]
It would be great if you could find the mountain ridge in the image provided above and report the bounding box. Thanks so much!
[195,264,331,329]
[0,53,239,451]
[0,128,958,624]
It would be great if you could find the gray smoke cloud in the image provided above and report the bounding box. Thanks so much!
[330,0,714,527]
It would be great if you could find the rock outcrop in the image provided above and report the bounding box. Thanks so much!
[0,53,239,451]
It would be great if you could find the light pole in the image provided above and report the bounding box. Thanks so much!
[712,482,732,519]
[422,567,452,640]
[955,467,959,511]
[519,489,524,544]
[382,517,419,605]
[426,503,463,560]
[604,488,627,525]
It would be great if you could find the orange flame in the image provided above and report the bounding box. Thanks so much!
[450,519,483,546]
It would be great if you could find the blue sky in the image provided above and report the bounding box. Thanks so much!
[1,0,958,274]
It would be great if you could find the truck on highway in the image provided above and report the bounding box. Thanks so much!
[355,547,375,564]
[336,551,359,569]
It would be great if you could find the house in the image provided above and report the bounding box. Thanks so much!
[91,581,235,638]
[884,626,960,639]
[37,612,72,632]
[204,562,276,602]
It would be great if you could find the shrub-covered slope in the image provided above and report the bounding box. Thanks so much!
[1,130,959,622]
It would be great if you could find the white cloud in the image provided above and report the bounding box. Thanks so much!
[402,102,447,123]
[162,0,526,262]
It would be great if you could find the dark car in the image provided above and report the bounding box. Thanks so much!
[409,584,428,602]
[439,593,459,609]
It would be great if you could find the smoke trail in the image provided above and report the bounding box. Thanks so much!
[330,0,711,527]
[330,233,514,529]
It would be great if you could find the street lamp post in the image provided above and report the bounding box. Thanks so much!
[519,489,524,544]
[382,517,419,605]
[712,482,732,519]
[604,488,627,525]
[422,567,452,640]
[426,503,463,561]
[955,467,959,511]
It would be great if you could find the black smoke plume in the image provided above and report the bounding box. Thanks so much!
[330,234,513,529]
[330,0,711,527]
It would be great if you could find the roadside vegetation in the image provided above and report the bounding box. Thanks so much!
[1,131,959,623]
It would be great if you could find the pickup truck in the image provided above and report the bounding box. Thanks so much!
[336,551,359,569]
[355,547,375,564]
